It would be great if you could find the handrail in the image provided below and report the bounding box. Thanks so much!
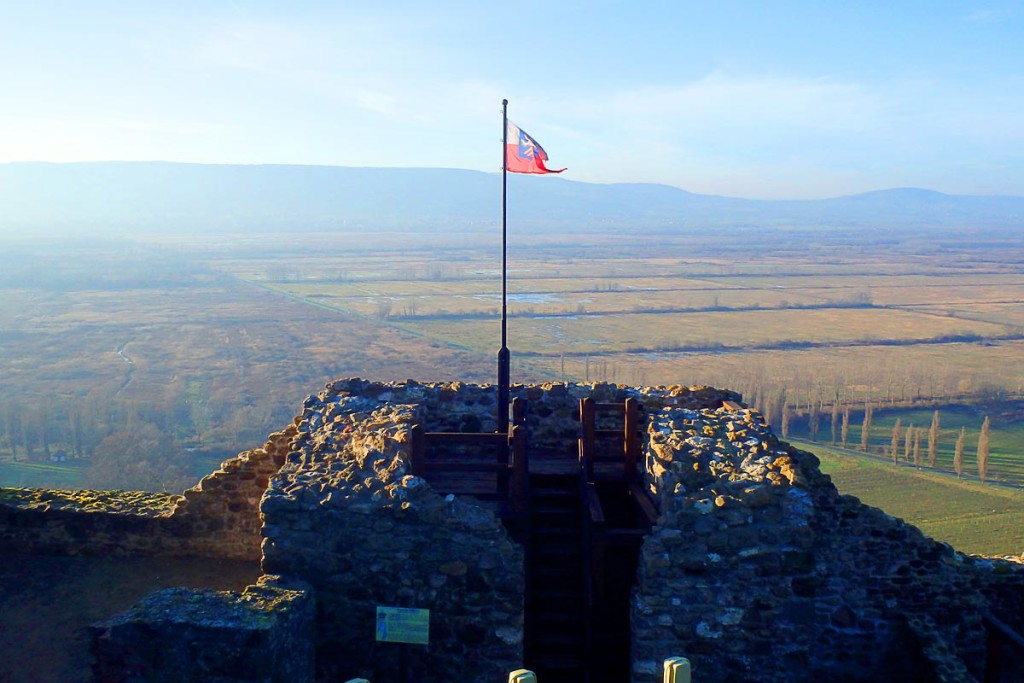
[985,612,1024,650]
[422,431,509,444]
[984,612,1024,683]
[409,400,529,523]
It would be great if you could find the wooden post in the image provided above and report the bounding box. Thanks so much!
[510,425,527,514]
[511,396,526,428]
[410,425,425,478]
[579,397,595,481]
[624,397,639,482]
[496,428,510,502]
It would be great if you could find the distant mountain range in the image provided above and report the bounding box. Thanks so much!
[2,161,1022,235]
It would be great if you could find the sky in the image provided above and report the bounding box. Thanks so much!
[1,1,1023,199]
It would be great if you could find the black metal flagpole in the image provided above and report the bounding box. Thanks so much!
[497,99,510,433]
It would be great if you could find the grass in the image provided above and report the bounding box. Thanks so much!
[0,460,88,489]
[815,405,1024,486]
[528,340,1024,401]
[805,442,1024,556]
[392,307,1008,356]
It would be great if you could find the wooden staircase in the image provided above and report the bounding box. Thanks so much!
[525,471,588,681]
[411,396,657,682]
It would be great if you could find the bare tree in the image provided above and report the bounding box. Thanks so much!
[977,416,990,481]
[953,427,966,477]
[890,418,902,463]
[913,429,921,467]
[830,401,840,444]
[841,407,850,449]
[860,405,873,452]
[781,403,791,439]
[2,401,19,460]
[85,422,192,493]
[928,410,940,468]
[69,408,85,458]
[904,424,914,463]
[808,401,820,441]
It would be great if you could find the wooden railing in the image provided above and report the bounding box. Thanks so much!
[578,397,641,482]
[408,398,528,523]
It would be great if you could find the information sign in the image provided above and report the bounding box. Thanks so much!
[375,606,430,645]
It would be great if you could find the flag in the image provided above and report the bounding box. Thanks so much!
[505,121,565,174]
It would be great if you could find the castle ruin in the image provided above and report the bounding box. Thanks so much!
[2,379,1022,682]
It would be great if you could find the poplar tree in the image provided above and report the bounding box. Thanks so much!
[904,424,913,463]
[781,404,791,439]
[953,427,966,477]
[890,419,902,463]
[841,407,850,449]
[809,402,820,441]
[831,401,840,444]
[913,429,921,467]
[927,410,940,469]
[860,405,873,452]
[977,416,991,481]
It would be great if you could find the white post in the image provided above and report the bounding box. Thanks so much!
[664,656,691,683]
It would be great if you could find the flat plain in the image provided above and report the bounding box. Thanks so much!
[1,226,1021,508]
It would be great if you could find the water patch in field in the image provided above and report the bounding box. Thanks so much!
[474,293,563,304]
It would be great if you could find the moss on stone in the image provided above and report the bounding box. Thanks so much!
[0,487,181,516]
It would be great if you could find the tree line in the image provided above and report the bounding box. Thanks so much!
[0,383,294,492]
[772,401,997,482]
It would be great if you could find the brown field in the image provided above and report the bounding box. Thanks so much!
[394,308,1009,356]
[2,227,1022,493]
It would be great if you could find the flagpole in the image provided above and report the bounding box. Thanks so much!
[498,98,510,433]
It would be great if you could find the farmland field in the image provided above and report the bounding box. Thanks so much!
[809,442,1024,555]
[1,226,1022,505]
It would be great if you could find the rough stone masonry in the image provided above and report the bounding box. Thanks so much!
[1,379,1022,682]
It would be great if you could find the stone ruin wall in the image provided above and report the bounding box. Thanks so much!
[0,424,297,561]
[634,402,1024,682]
[254,378,743,682]
[260,391,522,682]
[1,378,1023,683]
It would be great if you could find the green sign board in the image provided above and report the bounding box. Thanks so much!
[375,606,430,645]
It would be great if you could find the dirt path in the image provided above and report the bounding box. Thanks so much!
[0,553,260,683]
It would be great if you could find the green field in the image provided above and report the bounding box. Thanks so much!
[0,460,89,489]
[806,442,1024,556]
[784,404,1024,486]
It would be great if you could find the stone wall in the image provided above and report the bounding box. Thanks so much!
[91,574,314,683]
[3,377,1022,683]
[171,425,298,560]
[260,387,524,683]
[0,488,185,557]
[632,402,1024,683]
[0,426,298,561]
[325,377,738,456]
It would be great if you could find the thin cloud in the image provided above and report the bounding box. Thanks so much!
[966,7,1017,22]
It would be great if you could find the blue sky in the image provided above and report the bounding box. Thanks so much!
[1,1,1022,198]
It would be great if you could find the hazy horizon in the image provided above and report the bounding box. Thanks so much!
[4,159,1024,202]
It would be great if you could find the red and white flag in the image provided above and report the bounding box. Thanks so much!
[505,121,565,174]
